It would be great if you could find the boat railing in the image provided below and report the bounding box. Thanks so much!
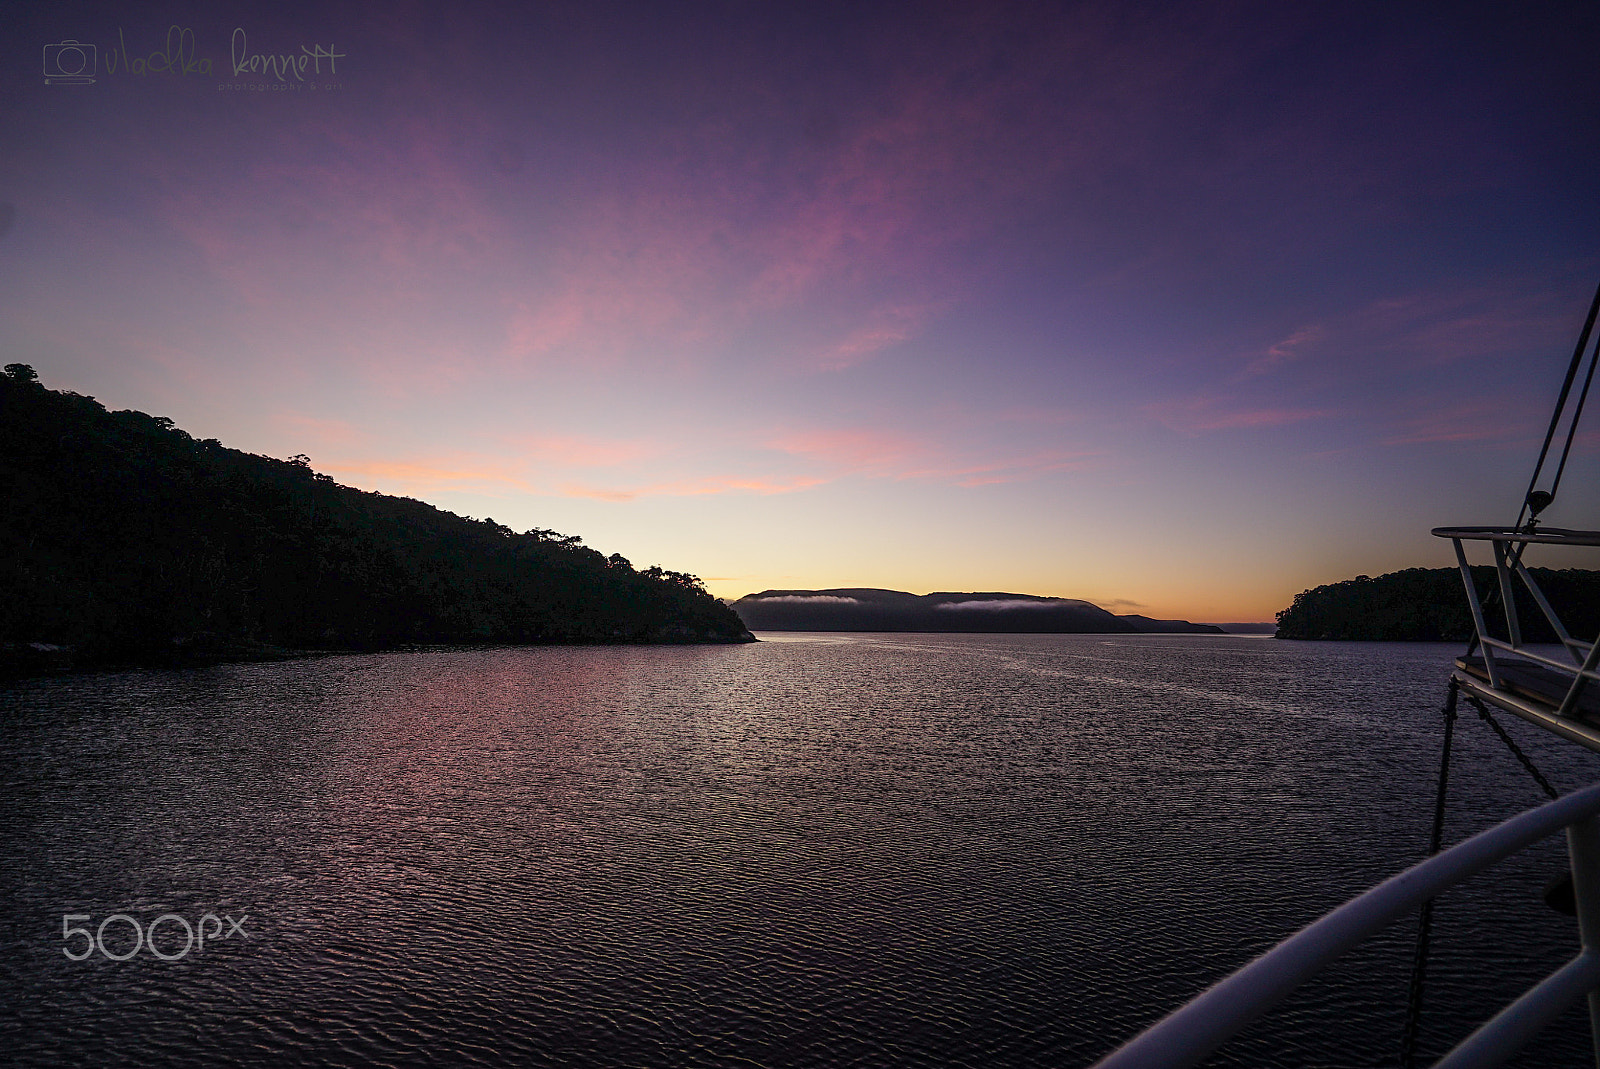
[1433,526,1600,752]
[1092,782,1600,1069]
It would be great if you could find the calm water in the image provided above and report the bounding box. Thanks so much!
[4,633,1600,1067]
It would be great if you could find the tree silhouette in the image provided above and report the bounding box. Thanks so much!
[0,370,754,673]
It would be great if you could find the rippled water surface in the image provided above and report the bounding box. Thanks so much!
[5,634,1600,1067]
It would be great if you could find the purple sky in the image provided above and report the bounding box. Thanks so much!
[5,1,1598,620]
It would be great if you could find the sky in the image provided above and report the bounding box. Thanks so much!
[3,0,1599,622]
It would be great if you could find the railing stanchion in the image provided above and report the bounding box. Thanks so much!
[1452,537,1500,688]
[1493,540,1524,650]
[1559,635,1600,719]
[1568,815,1600,1069]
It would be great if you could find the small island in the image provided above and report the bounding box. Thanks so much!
[0,365,754,676]
[730,588,1224,634]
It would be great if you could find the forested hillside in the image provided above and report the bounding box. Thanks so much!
[1275,567,1600,641]
[0,364,752,672]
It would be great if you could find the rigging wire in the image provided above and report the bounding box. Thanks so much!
[1547,325,1600,509]
[1401,684,1564,1068]
[1516,279,1600,530]
[1405,281,1596,1066]
[1401,680,1459,1069]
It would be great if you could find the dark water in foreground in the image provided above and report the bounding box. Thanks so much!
[4,633,1600,1068]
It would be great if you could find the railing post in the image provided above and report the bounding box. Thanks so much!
[1454,538,1500,687]
[1493,540,1524,651]
[1566,815,1600,1068]
[1559,634,1600,719]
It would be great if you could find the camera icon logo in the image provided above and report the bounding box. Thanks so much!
[43,40,97,85]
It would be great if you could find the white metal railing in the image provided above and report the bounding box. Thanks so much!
[1435,527,1600,707]
[1092,783,1600,1069]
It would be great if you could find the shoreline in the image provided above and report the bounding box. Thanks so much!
[0,631,760,682]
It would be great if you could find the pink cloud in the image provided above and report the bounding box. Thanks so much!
[314,422,1100,506]
[1345,290,1566,367]
[505,434,654,468]
[992,405,1082,425]
[133,6,1132,398]
[769,428,925,473]
[770,427,1101,485]
[1252,278,1587,386]
[323,457,535,496]
[274,413,365,446]
[556,483,638,503]
[505,293,592,361]
[1381,399,1537,446]
[496,14,1107,377]
[817,304,933,370]
[1243,326,1325,377]
[558,474,828,501]
[941,452,1102,486]
[162,122,509,306]
[500,192,725,367]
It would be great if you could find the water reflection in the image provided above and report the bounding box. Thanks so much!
[3,635,1599,1067]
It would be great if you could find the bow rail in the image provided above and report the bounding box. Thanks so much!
[1434,526,1600,752]
[1093,784,1600,1069]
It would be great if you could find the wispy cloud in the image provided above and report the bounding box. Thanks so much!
[324,457,536,496]
[770,426,1101,486]
[506,434,654,468]
[1381,399,1534,446]
[1240,278,1588,386]
[934,452,1102,487]
[768,428,923,473]
[274,413,365,446]
[817,304,932,370]
[1342,286,1578,368]
[558,474,829,502]
[1242,326,1325,377]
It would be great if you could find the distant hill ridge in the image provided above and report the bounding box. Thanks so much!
[0,364,754,674]
[731,588,1224,634]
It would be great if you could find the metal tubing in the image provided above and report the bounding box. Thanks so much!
[1431,952,1600,1069]
[1494,541,1524,649]
[1455,674,1600,754]
[1092,784,1600,1069]
[1475,639,1600,685]
[1510,557,1578,659]
[1571,817,1600,1068]
[1433,527,1600,548]
[1455,538,1500,688]
[1559,635,1600,719]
